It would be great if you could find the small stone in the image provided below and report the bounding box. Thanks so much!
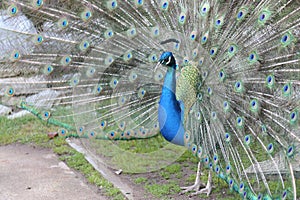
[48,132,58,139]
[115,169,122,175]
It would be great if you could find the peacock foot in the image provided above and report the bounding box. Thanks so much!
[179,180,205,194]
[180,162,205,195]
[188,181,212,197]
[181,164,213,197]
[190,169,213,197]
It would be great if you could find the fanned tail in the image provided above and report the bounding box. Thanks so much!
[0,0,299,199]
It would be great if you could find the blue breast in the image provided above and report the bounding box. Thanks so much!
[158,66,185,146]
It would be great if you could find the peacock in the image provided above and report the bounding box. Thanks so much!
[0,0,300,199]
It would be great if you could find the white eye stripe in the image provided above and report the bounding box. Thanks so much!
[166,56,171,65]
[154,62,160,71]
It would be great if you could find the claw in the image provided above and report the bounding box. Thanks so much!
[180,182,204,194]
[189,185,212,197]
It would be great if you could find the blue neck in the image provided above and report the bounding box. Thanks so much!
[163,67,177,95]
[158,66,185,146]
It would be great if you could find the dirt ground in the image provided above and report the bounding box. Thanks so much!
[0,144,107,200]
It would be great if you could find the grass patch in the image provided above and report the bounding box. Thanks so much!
[185,174,196,184]
[177,150,198,164]
[145,181,181,198]
[160,163,182,180]
[165,163,181,174]
[134,177,148,184]
[160,171,170,180]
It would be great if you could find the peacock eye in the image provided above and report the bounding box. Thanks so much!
[236,116,244,128]
[37,36,43,42]
[258,9,271,25]
[32,0,44,9]
[282,190,287,199]
[60,56,71,66]
[219,70,225,80]
[237,11,243,18]
[190,31,197,41]
[81,9,92,21]
[161,0,169,10]
[225,132,231,142]
[287,146,294,157]
[9,50,21,62]
[8,4,18,16]
[112,1,116,7]
[179,12,186,24]
[44,111,50,118]
[62,20,67,26]
[289,110,298,125]
[282,35,288,42]
[240,183,244,190]
[209,47,218,57]
[127,27,137,38]
[14,52,19,59]
[267,143,274,153]
[136,0,143,5]
[6,87,15,96]
[207,87,212,95]
[236,7,248,21]
[258,194,262,200]
[282,83,292,97]
[200,3,210,16]
[151,26,160,37]
[280,32,294,47]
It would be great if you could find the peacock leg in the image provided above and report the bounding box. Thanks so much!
[180,162,205,194]
[189,169,212,197]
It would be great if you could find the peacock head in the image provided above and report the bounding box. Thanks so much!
[159,52,176,68]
